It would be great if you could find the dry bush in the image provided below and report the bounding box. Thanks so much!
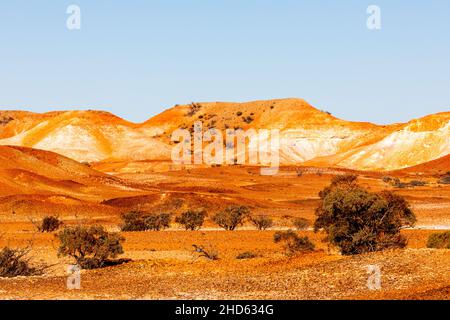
[175,209,207,230]
[57,225,124,269]
[0,247,47,278]
[427,231,450,249]
[292,217,310,230]
[38,216,63,233]
[212,206,250,231]
[192,244,219,260]
[273,230,315,256]
[236,251,257,259]
[438,175,450,184]
[314,175,416,255]
[250,215,273,230]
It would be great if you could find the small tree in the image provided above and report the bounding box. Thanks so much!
[292,217,310,230]
[57,225,124,269]
[120,212,171,231]
[175,209,207,231]
[192,244,219,260]
[250,215,273,230]
[212,206,250,231]
[38,216,63,233]
[120,211,147,231]
[427,231,450,249]
[273,230,315,256]
[144,213,171,231]
[314,175,416,255]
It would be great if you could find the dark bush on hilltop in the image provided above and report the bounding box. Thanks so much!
[175,209,207,230]
[273,230,315,256]
[57,225,124,269]
[314,174,416,255]
[250,215,273,230]
[292,217,310,230]
[120,212,171,231]
[212,206,250,231]
[0,247,47,278]
[38,216,63,233]
[427,231,450,249]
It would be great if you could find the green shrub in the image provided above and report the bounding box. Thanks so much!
[314,175,416,255]
[292,217,310,230]
[120,212,171,231]
[212,206,250,231]
[0,247,47,278]
[57,225,124,269]
[427,231,450,249]
[273,230,315,256]
[175,209,207,230]
[250,215,273,230]
[38,216,63,233]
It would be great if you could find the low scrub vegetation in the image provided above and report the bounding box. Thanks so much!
[0,247,47,278]
[438,174,450,184]
[212,206,250,231]
[292,217,310,230]
[236,251,258,259]
[175,209,207,230]
[427,231,450,249]
[57,225,124,269]
[250,215,273,230]
[314,174,416,255]
[38,216,63,233]
[120,211,170,231]
[273,230,315,256]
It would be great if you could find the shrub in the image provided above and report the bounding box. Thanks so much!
[212,206,250,231]
[438,175,450,184]
[175,209,207,230]
[120,212,171,231]
[314,177,416,255]
[236,111,243,116]
[292,217,310,230]
[57,225,124,269]
[38,216,63,233]
[236,251,257,259]
[273,230,315,256]
[144,213,171,231]
[0,247,47,278]
[409,180,427,187]
[250,215,273,230]
[192,244,219,260]
[427,231,450,249]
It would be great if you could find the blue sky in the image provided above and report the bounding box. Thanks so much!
[0,1,449,124]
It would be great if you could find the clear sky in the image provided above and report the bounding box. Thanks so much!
[0,1,449,124]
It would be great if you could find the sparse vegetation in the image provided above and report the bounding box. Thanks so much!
[38,216,63,233]
[427,231,450,249]
[192,244,219,260]
[0,247,47,278]
[120,212,171,231]
[438,174,450,184]
[187,102,202,116]
[57,225,124,269]
[250,215,273,230]
[292,217,310,230]
[236,251,257,259]
[242,116,254,124]
[314,174,416,255]
[273,230,315,256]
[212,206,250,231]
[175,209,207,230]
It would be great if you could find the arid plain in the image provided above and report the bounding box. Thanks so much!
[0,99,449,299]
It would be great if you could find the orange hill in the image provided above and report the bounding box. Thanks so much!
[0,98,449,171]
